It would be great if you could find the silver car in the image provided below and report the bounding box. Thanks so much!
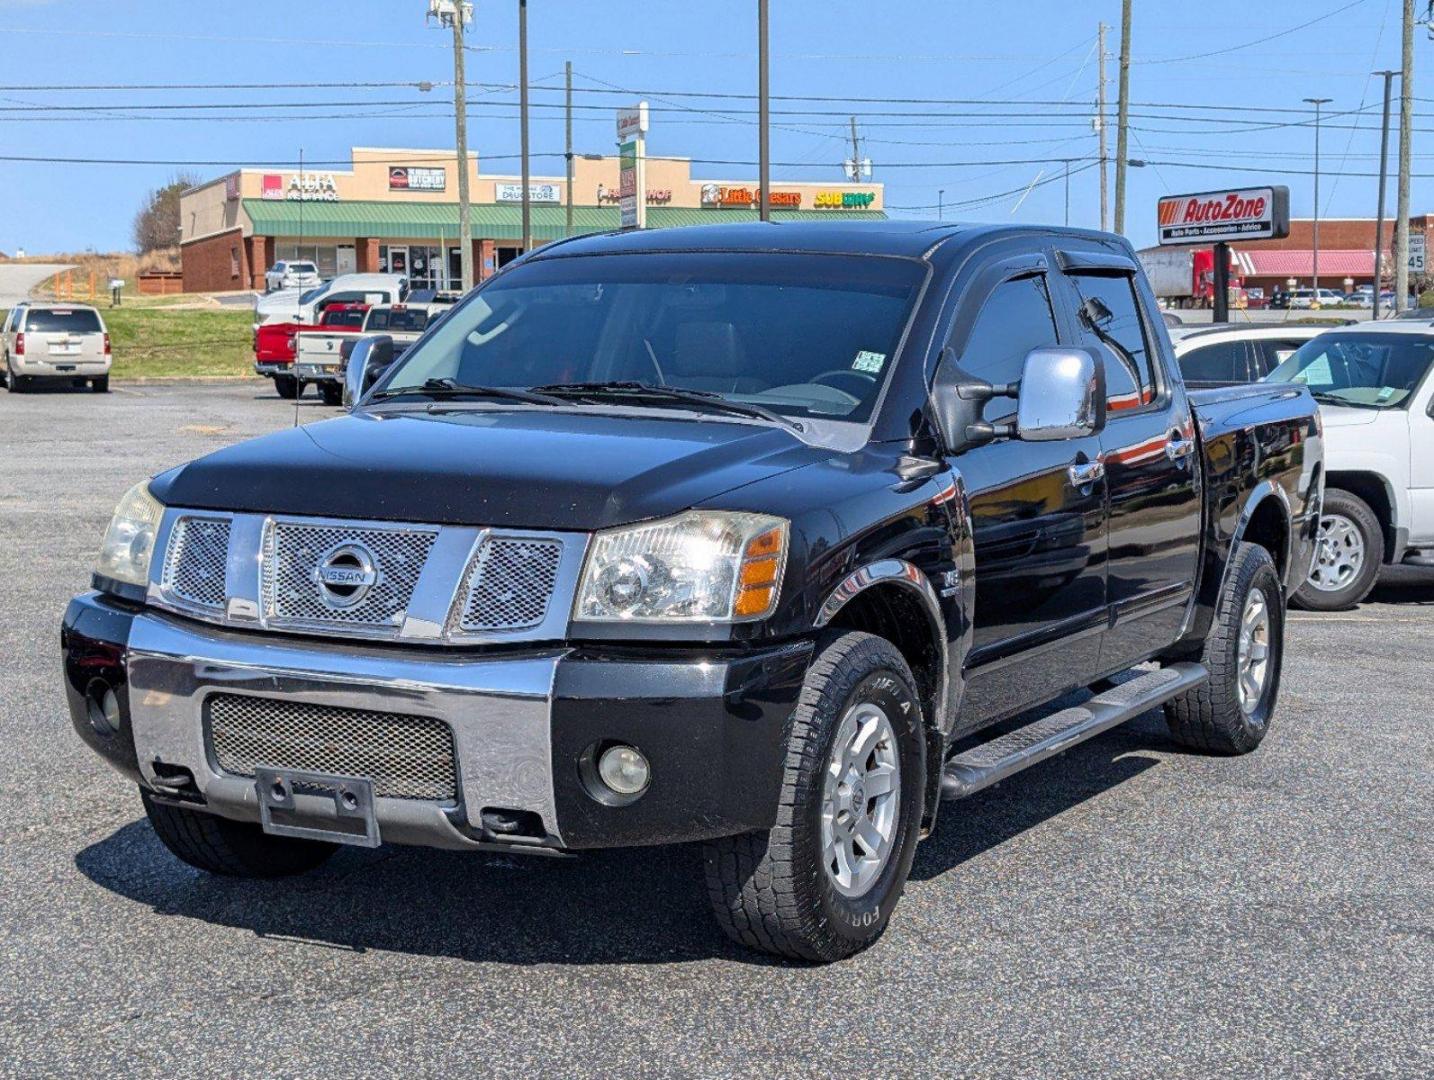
[264,261,322,293]
[1,302,111,393]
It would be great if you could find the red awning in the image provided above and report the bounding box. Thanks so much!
[1236,249,1382,277]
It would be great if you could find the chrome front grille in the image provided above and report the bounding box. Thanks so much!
[206,693,458,802]
[160,516,230,612]
[262,520,438,632]
[456,536,563,633]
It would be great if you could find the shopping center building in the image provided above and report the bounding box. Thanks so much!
[179,146,887,293]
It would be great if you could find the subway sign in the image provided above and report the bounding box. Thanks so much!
[1156,185,1289,245]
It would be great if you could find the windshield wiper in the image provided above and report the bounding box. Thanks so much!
[369,377,569,407]
[1308,389,1383,409]
[531,381,804,432]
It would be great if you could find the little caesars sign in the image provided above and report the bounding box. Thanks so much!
[1156,186,1289,245]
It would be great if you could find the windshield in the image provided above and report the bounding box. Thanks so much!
[1265,331,1434,408]
[372,252,924,423]
[289,262,317,274]
[25,308,102,333]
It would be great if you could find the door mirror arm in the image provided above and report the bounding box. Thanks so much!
[931,350,1020,455]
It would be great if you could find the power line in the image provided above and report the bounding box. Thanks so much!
[1134,0,1372,65]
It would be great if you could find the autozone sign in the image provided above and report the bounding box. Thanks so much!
[1156,185,1289,245]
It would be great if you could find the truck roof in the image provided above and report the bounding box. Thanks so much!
[528,220,1122,262]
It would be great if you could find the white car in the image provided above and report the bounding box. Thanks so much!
[1288,288,1346,310]
[263,260,321,293]
[1,302,111,393]
[1170,324,1330,390]
[254,272,408,328]
[1265,319,1434,609]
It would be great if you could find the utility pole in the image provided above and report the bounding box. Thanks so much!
[1395,0,1415,311]
[518,0,531,253]
[1114,0,1132,233]
[1375,70,1396,319]
[565,60,574,238]
[1064,159,1072,226]
[937,189,944,220]
[1305,97,1332,301]
[432,1,474,291]
[1097,22,1109,232]
[849,116,861,180]
[758,0,771,222]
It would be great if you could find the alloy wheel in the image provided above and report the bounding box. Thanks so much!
[1308,513,1365,592]
[820,701,901,898]
[1237,586,1272,716]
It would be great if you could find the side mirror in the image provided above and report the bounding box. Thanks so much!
[341,334,395,410]
[1015,347,1106,441]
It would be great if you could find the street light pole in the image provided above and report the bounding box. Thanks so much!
[518,0,531,253]
[937,189,943,220]
[1064,160,1071,226]
[1304,97,1332,302]
[1375,71,1396,320]
[758,0,770,222]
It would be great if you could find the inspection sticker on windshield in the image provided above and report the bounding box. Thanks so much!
[852,350,886,373]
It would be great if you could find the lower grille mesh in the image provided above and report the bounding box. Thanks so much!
[206,694,457,802]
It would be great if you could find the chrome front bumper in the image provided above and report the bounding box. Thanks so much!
[126,610,567,851]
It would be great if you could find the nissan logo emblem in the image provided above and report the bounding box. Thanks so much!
[312,542,380,609]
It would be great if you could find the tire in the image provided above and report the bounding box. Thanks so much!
[5,357,25,393]
[273,373,299,400]
[318,381,343,406]
[703,631,926,962]
[1165,541,1283,755]
[91,375,109,393]
[1292,488,1383,611]
[141,788,337,878]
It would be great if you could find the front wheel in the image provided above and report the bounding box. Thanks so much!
[1165,541,1284,755]
[1292,489,1383,611]
[141,789,336,877]
[703,631,926,962]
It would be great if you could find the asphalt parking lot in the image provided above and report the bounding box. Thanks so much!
[1,382,1430,1077]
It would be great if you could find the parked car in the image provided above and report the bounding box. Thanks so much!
[1288,288,1346,310]
[1170,324,1329,389]
[1,302,111,393]
[253,272,407,329]
[263,261,321,293]
[1265,320,1434,609]
[290,303,371,404]
[64,222,1320,963]
[332,304,445,405]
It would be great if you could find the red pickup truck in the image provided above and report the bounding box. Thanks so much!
[253,304,369,400]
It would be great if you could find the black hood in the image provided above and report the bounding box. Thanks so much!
[151,408,821,530]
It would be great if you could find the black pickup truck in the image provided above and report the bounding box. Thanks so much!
[63,222,1322,962]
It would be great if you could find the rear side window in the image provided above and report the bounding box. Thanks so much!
[1070,273,1156,411]
[368,309,429,332]
[1254,338,1304,376]
[1180,340,1247,385]
[24,308,103,333]
[957,275,1061,422]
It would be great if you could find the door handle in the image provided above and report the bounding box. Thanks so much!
[1068,458,1106,487]
[1166,430,1195,461]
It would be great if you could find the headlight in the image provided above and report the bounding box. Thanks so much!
[95,480,164,587]
[576,511,788,623]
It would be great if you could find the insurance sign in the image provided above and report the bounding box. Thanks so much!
[1156,185,1289,245]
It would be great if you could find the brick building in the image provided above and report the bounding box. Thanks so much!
[179,146,887,293]
[1233,216,1428,295]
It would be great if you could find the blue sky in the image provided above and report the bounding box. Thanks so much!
[0,0,1427,254]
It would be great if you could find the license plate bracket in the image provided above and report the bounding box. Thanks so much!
[256,767,380,848]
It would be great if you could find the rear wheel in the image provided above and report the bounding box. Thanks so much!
[273,373,299,400]
[91,375,109,393]
[1292,489,1383,611]
[703,631,925,962]
[318,381,343,406]
[1165,541,1283,755]
[141,788,337,877]
[5,357,26,393]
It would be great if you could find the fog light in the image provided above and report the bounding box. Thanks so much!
[85,680,122,735]
[597,744,650,796]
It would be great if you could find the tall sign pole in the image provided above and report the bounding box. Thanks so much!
[1304,98,1331,301]
[758,0,771,222]
[1375,70,1396,320]
[1097,22,1109,232]
[617,103,649,231]
[1114,1,1132,234]
[1395,0,1415,311]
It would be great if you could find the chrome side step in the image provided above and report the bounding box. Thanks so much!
[940,662,1208,801]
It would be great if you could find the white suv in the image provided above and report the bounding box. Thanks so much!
[264,261,322,293]
[1,303,112,393]
[1266,320,1434,608]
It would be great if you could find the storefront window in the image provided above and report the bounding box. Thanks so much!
[278,243,338,279]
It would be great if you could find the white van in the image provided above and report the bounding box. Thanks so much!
[1,303,112,393]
